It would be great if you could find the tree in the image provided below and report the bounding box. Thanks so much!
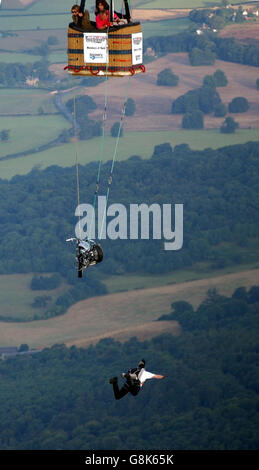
[0,129,10,142]
[182,110,204,129]
[79,118,102,140]
[189,47,216,66]
[59,129,71,143]
[110,122,123,138]
[66,95,97,116]
[32,295,52,308]
[199,86,221,114]
[157,68,179,87]
[18,344,29,352]
[228,97,249,113]
[232,287,247,301]
[172,89,199,114]
[214,102,227,117]
[213,69,228,87]
[248,286,259,304]
[236,6,246,23]
[220,116,239,133]
[47,36,59,46]
[172,86,221,115]
[203,75,217,88]
[125,98,136,116]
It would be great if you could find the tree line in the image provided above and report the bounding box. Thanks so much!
[0,60,55,87]
[145,32,259,67]
[171,71,249,130]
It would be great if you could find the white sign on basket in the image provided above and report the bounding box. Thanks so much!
[132,32,143,65]
[84,33,109,64]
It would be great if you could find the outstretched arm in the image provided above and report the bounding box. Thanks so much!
[80,0,86,13]
[153,374,166,379]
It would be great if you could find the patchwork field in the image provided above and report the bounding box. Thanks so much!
[219,20,259,45]
[0,114,70,159]
[0,268,258,349]
[84,53,259,131]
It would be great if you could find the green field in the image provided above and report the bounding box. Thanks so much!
[0,51,42,63]
[48,50,67,64]
[0,114,70,159]
[1,128,259,180]
[0,273,69,321]
[102,259,259,294]
[0,89,57,115]
[142,17,190,38]
[0,14,69,31]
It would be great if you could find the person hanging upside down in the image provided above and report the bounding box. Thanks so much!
[109,359,165,400]
[77,239,103,277]
[66,238,103,278]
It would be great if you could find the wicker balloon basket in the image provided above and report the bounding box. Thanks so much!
[65,23,145,77]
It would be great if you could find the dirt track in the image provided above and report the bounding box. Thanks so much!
[0,269,258,349]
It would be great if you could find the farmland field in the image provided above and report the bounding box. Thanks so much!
[0,114,70,159]
[0,89,57,115]
[0,14,69,31]
[0,268,258,349]
[0,273,69,321]
[87,53,259,132]
[0,52,41,63]
[143,17,190,37]
[1,128,259,180]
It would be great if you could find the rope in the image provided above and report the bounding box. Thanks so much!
[88,26,110,240]
[73,79,82,240]
[72,23,133,242]
[99,75,131,240]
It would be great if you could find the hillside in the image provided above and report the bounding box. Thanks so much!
[0,287,258,450]
[86,53,259,132]
[0,269,258,349]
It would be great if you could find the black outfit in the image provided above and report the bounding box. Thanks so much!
[112,366,143,400]
[77,241,103,278]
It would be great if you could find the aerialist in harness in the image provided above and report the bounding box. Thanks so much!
[109,359,165,400]
[66,238,103,278]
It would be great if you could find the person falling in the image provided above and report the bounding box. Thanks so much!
[109,359,165,400]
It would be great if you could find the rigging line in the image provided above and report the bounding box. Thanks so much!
[88,25,110,240]
[73,77,82,240]
[99,74,131,240]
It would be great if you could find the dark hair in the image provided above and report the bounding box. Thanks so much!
[71,4,80,13]
[97,0,109,11]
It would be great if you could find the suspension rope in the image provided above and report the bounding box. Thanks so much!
[88,26,110,239]
[72,23,133,242]
[99,75,131,240]
[73,78,82,240]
